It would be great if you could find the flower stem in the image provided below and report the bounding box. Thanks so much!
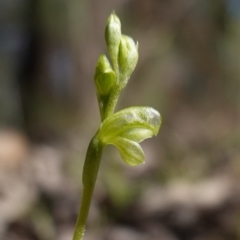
[103,87,120,120]
[72,134,104,240]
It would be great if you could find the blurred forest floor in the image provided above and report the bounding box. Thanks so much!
[0,0,240,240]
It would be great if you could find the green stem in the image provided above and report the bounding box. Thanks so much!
[103,87,120,120]
[103,74,127,120]
[72,134,104,240]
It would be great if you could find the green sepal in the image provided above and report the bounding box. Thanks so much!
[98,106,161,166]
[118,35,138,88]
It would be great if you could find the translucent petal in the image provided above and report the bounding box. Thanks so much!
[121,128,154,142]
[99,106,161,144]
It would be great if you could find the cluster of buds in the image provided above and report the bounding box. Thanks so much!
[94,12,139,119]
[105,12,138,82]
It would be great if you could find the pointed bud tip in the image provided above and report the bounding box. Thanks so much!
[136,41,139,50]
[107,12,121,26]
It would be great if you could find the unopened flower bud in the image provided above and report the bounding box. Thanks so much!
[118,35,138,85]
[105,12,121,68]
[94,55,116,96]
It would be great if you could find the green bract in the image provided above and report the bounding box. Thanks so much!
[98,107,161,166]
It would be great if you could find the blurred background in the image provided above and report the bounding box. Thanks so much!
[0,0,240,239]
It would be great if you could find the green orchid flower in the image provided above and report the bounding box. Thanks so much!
[99,107,161,165]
